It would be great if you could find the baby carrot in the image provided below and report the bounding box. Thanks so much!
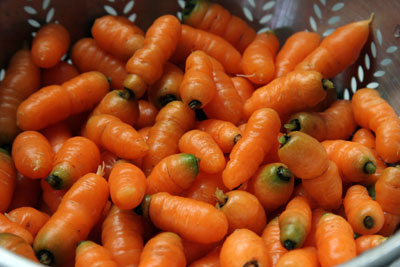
[0,149,16,213]
[378,212,400,237]
[375,166,400,215]
[75,240,118,267]
[355,235,386,255]
[135,100,158,129]
[41,121,72,154]
[41,61,80,87]
[0,213,33,245]
[262,217,288,266]
[231,76,255,105]
[6,207,50,237]
[303,208,326,247]
[0,233,39,263]
[276,247,319,267]
[31,23,70,68]
[40,179,67,214]
[8,172,40,210]
[241,32,280,85]
[189,246,221,267]
[12,131,53,179]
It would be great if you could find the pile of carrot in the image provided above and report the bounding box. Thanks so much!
[0,1,399,266]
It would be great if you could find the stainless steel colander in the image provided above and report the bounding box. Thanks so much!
[0,0,399,266]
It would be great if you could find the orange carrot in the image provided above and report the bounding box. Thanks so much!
[182,239,220,265]
[75,240,118,267]
[41,61,80,87]
[0,233,39,262]
[375,166,400,215]
[40,178,67,214]
[352,128,376,149]
[100,151,119,181]
[378,211,400,237]
[0,149,16,213]
[8,172,40,210]
[135,100,158,129]
[6,207,50,238]
[262,216,288,266]
[231,76,255,105]
[276,247,319,267]
[292,183,318,210]
[41,121,72,154]
[189,246,221,267]
[303,208,326,247]
[355,235,386,255]
[0,213,33,245]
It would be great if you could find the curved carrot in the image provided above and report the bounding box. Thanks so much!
[243,70,331,119]
[41,121,72,154]
[303,208,326,247]
[135,100,158,129]
[17,71,110,131]
[275,31,321,78]
[295,16,373,78]
[8,172,40,210]
[75,240,118,267]
[375,166,400,215]
[138,232,186,267]
[378,211,400,237]
[40,178,67,214]
[261,216,288,266]
[189,246,221,267]
[124,15,181,99]
[6,207,50,237]
[223,108,281,190]
[31,23,70,68]
[92,15,144,61]
[241,32,280,85]
[0,213,33,245]
[231,76,255,105]
[352,128,376,149]
[41,61,80,87]
[11,131,53,179]
[316,213,356,266]
[0,149,16,213]
[276,247,319,267]
[355,235,386,255]
[0,233,39,262]
[34,170,109,266]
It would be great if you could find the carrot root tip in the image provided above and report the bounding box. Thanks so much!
[36,249,54,266]
[363,215,375,229]
[368,13,375,24]
[118,88,135,99]
[367,185,376,200]
[354,232,362,239]
[283,239,296,250]
[284,119,301,132]
[322,79,334,90]
[189,100,202,110]
[45,174,63,190]
[159,94,178,107]
[277,166,292,182]
[278,134,290,147]
[233,134,242,144]
[364,161,376,174]
[182,0,198,18]
[243,260,260,267]
[215,188,228,208]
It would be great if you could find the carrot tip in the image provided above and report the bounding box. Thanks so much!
[159,94,178,107]
[182,0,198,19]
[284,119,300,132]
[45,174,63,190]
[117,88,135,99]
[363,215,375,229]
[96,162,105,177]
[277,166,292,182]
[283,239,296,250]
[189,100,202,110]
[233,134,242,144]
[364,161,376,175]
[243,260,259,267]
[322,79,334,90]
[36,249,54,266]
[215,188,228,208]
[368,13,375,24]
[278,134,289,147]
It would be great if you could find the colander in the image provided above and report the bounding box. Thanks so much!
[0,0,399,266]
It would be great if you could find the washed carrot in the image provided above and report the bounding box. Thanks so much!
[180,50,216,110]
[17,71,110,131]
[231,76,255,105]
[262,132,283,164]
[182,239,220,265]
[375,166,400,215]
[295,15,373,78]
[92,15,144,61]
[100,151,119,180]
[31,23,70,68]
[241,32,279,85]
[135,100,158,129]
[41,121,72,154]
[237,122,246,133]
[12,131,53,179]
[33,169,109,266]
[130,127,151,168]
[41,61,80,87]
[276,247,319,267]
[138,232,186,267]
[87,200,112,244]
[6,207,50,237]
[0,149,16,213]
[0,213,33,244]
[40,178,67,214]
[172,25,242,74]
[352,128,376,149]
[292,183,318,210]
[223,108,281,190]
[75,240,118,267]
[220,228,269,267]
[102,205,144,267]
[142,192,228,244]
[378,212,400,237]
[303,208,326,247]
[316,213,356,266]
[262,217,288,266]
[8,172,40,210]
[0,233,38,262]
[355,235,386,255]
[189,246,221,267]
[124,15,181,99]
[243,70,331,119]
[248,163,294,212]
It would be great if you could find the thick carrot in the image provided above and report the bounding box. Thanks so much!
[355,235,386,255]
[262,217,288,266]
[295,16,373,78]
[375,166,400,215]
[0,149,16,213]
[6,207,50,237]
[276,247,319,267]
[303,208,326,247]
[41,121,72,154]
[223,108,281,190]
[0,213,33,245]
[378,211,400,236]
[40,178,67,214]
[0,233,39,262]
[41,61,80,87]
[189,246,221,267]
[241,32,280,85]
[231,76,255,105]
[8,172,40,210]
[75,240,118,267]
[31,23,70,68]
[135,100,158,129]
[17,71,109,131]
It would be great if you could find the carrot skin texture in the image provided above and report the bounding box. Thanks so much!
[189,246,221,267]
[355,235,386,255]
[135,100,158,129]
[0,213,33,245]
[0,233,39,262]
[262,217,288,266]
[6,207,50,237]
[276,247,319,267]
[75,240,118,267]
[375,166,400,215]
[8,172,41,211]
[41,121,73,154]
[41,61,80,87]
[0,150,17,213]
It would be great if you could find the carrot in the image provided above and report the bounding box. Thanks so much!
[92,15,144,61]
[11,131,53,179]
[276,247,319,267]
[41,61,80,87]
[261,217,288,266]
[171,25,242,74]
[75,240,118,267]
[302,160,342,210]
[182,239,220,265]
[220,228,269,267]
[124,15,181,99]
[135,100,158,129]
[102,205,144,267]
[142,192,228,244]
[17,71,110,131]
[322,140,377,182]
[248,163,294,212]
[40,178,67,214]
[141,101,195,175]
[130,127,151,168]
[375,166,400,215]
[0,233,39,262]
[33,169,109,266]
[41,121,72,154]
[295,15,373,78]
[138,232,186,267]
[355,235,386,255]
[109,161,146,210]
[149,62,183,109]
[6,207,50,237]
[31,23,70,68]
[87,200,112,244]
[378,212,400,237]
[8,172,41,210]
[231,76,255,105]
[85,114,148,160]
[0,49,40,145]
[100,151,119,180]
[352,128,376,149]
[303,208,326,247]
[182,0,256,52]
[279,196,312,250]
[0,149,16,213]
[262,132,283,164]
[189,246,221,267]
[223,108,281,190]
[275,31,321,78]
[243,70,331,119]
[0,213,33,245]
[352,88,400,163]
[316,213,356,266]
[241,32,280,85]
[284,100,357,141]
[292,183,318,210]
[179,50,216,110]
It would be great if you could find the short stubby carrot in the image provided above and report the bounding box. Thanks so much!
[248,162,294,212]
[8,172,41,211]
[279,196,312,250]
[41,121,72,154]
[262,217,288,266]
[243,70,330,119]
[231,76,255,105]
[124,15,181,99]
[0,149,16,213]
[375,166,400,215]
[295,16,373,78]
[355,235,386,255]
[143,192,228,244]
[40,178,67,214]
[31,23,70,68]
[0,213,33,245]
[147,153,199,195]
[45,136,100,190]
[6,207,50,237]
[220,228,269,267]
[135,100,158,129]
[17,71,110,131]
[75,240,118,267]
[276,247,319,267]
[278,131,329,180]
[33,170,109,266]
[138,232,186,267]
[109,161,146,210]
[189,246,221,267]
[223,108,281,190]
[92,15,144,61]
[275,31,321,78]
[322,140,377,182]
[0,233,39,263]
[41,61,80,87]
[316,213,356,267]
[12,131,53,179]
[241,32,280,85]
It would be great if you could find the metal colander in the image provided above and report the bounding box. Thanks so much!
[0,0,399,266]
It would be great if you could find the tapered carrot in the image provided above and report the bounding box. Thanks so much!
[375,166,400,215]
[355,235,386,255]
[303,208,326,247]
[41,61,80,87]
[0,213,33,245]
[6,207,50,237]
[276,247,319,267]
[135,100,158,129]
[40,178,67,214]
[75,240,118,267]
[0,149,16,213]
[262,217,288,266]
[231,76,255,105]
[378,212,400,236]
[0,233,39,262]
[189,246,221,267]
[41,121,72,154]
[8,172,40,210]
